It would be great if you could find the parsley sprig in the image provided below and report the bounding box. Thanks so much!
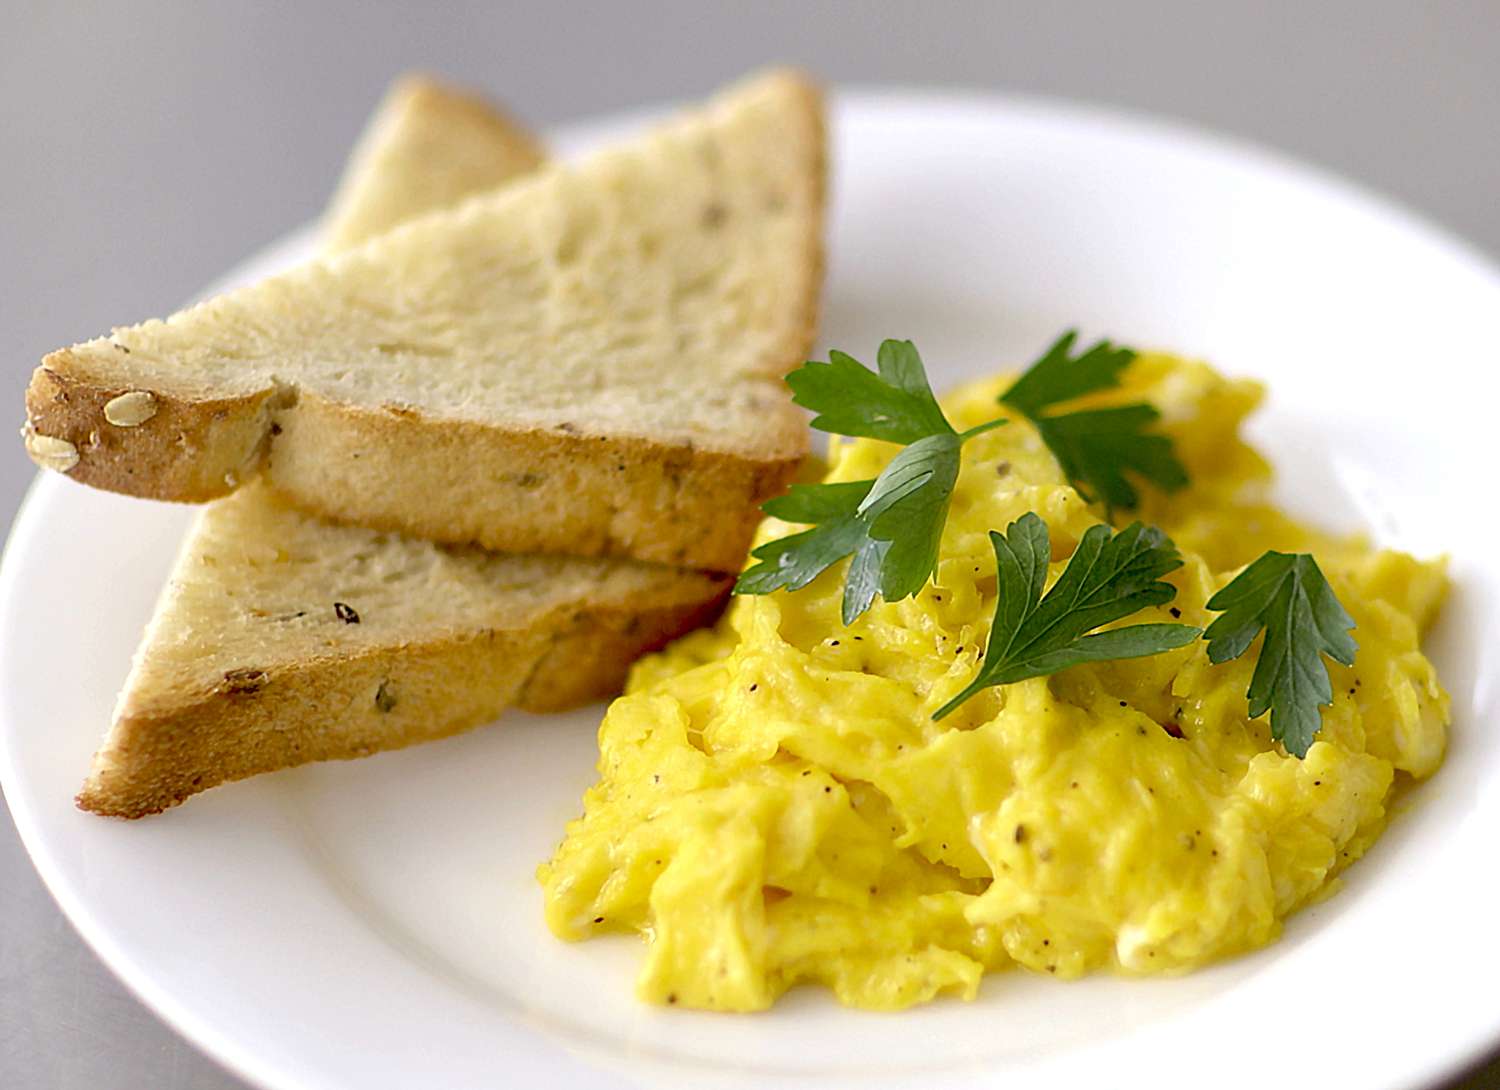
[933,514,1199,719]
[1001,331,1188,511]
[734,332,1357,757]
[735,340,1006,623]
[1203,552,1357,757]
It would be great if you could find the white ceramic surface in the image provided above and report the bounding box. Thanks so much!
[3,91,1499,1090]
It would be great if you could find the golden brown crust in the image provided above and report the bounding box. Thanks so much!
[76,629,537,818]
[520,577,731,711]
[24,355,282,502]
[265,390,804,572]
[25,358,803,570]
[76,572,730,818]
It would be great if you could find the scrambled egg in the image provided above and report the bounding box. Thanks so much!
[538,354,1450,1011]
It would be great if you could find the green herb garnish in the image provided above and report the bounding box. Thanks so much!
[1203,551,1357,757]
[933,513,1200,719]
[1000,330,1188,511]
[735,332,1354,758]
[734,340,1006,623]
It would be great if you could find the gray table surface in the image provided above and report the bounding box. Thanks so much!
[4,2,1500,1087]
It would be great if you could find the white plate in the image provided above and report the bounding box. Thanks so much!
[4,90,1499,1090]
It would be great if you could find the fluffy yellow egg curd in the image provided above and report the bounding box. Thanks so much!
[537,354,1450,1012]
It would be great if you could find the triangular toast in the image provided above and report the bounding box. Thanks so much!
[25,71,823,572]
[78,77,730,818]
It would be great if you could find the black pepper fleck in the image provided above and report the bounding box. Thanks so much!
[334,602,360,624]
[1169,607,1182,618]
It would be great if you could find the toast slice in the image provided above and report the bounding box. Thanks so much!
[322,74,546,251]
[78,78,730,818]
[24,70,824,572]
[79,483,728,817]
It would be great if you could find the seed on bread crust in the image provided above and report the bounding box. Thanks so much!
[103,391,158,427]
[23,430,80,472]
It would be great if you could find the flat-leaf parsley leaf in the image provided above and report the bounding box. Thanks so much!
[1203,551,1357,757]
[735,341,1005,622]
[786,339,952,444]
[933,513,1200,719]
[1000,331,1188,511]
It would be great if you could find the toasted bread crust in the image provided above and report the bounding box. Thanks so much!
[518,577,730,711]
[24,358,280,502]
[76,575,729,818]
[24,364,804,571]
[265,389,804,571]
